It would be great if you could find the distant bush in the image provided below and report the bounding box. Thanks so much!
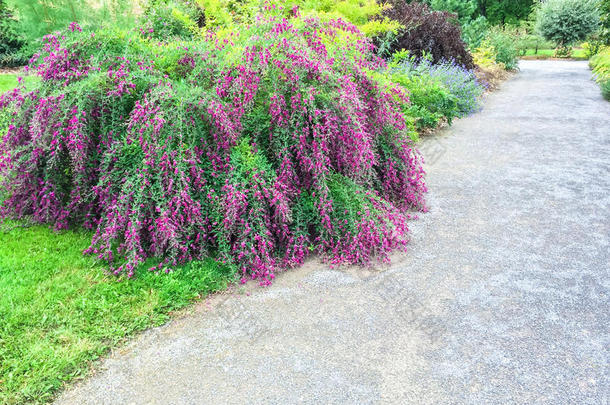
[590,46,610,74]
[536,0,600,47]
[590,48,610,75]
[277,0,401,36]
[378,1,474,69]
[140,0,203,40]
[461,16,489,49]
[582,38,606,58]
[485,27,519,70]
[426,0,488,49]
[601,79,610,100]
[471,40,511,88]
[0,0,27,67]
[469,27,518,71]
[472,41,498,68]
[0,17,427,284]
[589,47,610,100]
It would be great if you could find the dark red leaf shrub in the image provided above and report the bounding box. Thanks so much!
[378,1,474,69]
[0,16,427,285]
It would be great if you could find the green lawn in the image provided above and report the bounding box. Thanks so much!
[522,48,588,60]
[0,222,232,404]
[0,74,41,94]
[0,74,19,93]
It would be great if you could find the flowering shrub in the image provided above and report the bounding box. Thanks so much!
[0,17,427,285]
[425,59,486,114]
[389,53,484,130]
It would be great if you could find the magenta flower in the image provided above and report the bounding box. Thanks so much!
[0,15,426,284]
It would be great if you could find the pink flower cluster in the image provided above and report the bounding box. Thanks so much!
[0,16,426,285]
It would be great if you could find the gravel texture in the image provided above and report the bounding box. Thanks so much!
[56,60,610,405]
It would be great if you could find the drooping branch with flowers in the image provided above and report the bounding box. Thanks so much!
[0,14,427,285]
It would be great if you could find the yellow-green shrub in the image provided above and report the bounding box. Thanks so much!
[589,47,610,100]
[590,47,610,82]
[471,41,510,89]
[472,41,503,69]
[582,41,604,58]
[164,0,400,37]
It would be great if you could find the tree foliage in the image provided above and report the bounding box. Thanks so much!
[430,0,477,22]
[600,0,610,44]
[0,0,26,66]
[406,0,535,25]
[536,0,601,46]
[378,1,474,68]
[476,0,535,25]
[6,0,137,44]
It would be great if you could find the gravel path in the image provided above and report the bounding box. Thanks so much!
[56,60,610,404]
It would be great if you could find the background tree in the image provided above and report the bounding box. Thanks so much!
[0,0,27,67]
[536,0,601,52]
[6,0,137,47]
[405,0,536,26]
[600,0,610,44]
[430,0,477,21]
[477,0,535,25]
[6,0,89,42]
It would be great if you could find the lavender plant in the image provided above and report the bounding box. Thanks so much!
[389,53,485,129]
[425,59,486,115]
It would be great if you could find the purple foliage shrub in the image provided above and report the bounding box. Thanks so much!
[378,1,474,69]
[0,15,427,285]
